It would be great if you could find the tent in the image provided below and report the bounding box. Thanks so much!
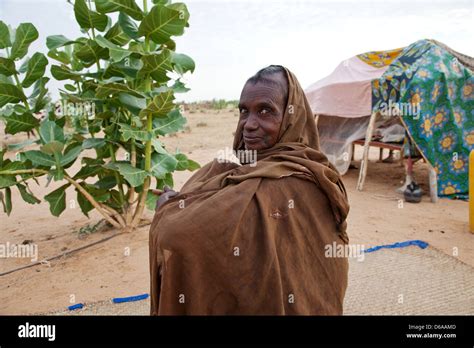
[305,39,473,200]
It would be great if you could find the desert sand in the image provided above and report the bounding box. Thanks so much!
[0,107,472,315]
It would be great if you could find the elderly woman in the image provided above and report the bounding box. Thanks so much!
[149,66,350,315]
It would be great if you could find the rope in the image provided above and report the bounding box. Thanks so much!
[0,232,125,277]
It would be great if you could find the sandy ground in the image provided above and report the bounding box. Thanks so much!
[47,246,474,315]
[0,107,472,315]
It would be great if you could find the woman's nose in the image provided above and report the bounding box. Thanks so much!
[244,113,259,131]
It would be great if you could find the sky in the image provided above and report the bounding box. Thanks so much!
[0,0,473,102]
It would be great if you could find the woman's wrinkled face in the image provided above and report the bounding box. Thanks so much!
[238,74,287,151]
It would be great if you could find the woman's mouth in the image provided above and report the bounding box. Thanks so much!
[243,135,261,143]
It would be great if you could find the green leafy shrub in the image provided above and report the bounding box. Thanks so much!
[0,0,198,231]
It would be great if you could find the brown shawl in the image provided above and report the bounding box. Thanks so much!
[149,67,350,315]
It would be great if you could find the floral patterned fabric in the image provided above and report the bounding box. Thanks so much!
[372,40,473,199]
[357,47,403,68]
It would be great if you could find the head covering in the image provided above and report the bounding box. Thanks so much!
[233,67,321,151]
[149,67,350,315]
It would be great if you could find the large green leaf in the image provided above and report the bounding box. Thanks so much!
[111,57,143,77]
[171,52,195,74]
[64,84,77,92]
[76,188,94,217]
[0,20,12,49]
[31,77,50,112]
[0,74,13,84]
[95,0,144,20]
[40,141,64,155]
[17,183,41,204]
[187,159,200,171]
[73,163,104,180]
[0,83,26,107]
[10,23,38,60]
[83,184,110,202]
[48,49,71,65]
[7,138,38,152]
[162,38,176,50]
[118,12,139,39]
[82,138,106,149]
[108,162,149,187]
[138,3,189,44]
[103,64,125,79]
[77,184,111,215]
[95,35,132,62]
[44,184,69,217]
[151,138,167,154]
[2,187,12,215]
[60,145,82,166]
[21,52,48,88]
[94,176,117,190]
[39,120,65,144]
[0,160,26,172]
[24,150,56,167]
[0,161,21,189]
[171,79,190,93]
[128,41,146,55]
[104,22,130,46]
[4,112,39,134]
[106,189,123,210]
[157,172,174,190]
[138,50,172,82]
[96,82,144,98]
[50,65,81,81]
[119,123,152,141]
[152,108,186,135]
[174,153,188,170]
[74,0,108,32]
[150,152,178,178]
[46,35,76,50]
[74,39,109,66]
[145,189,158,211]
[10,23,38,59]
[0,57,17,76]
[0,175,16,189]
[118,93,146,115]
[140,90,175,118]
[175,153,200,171]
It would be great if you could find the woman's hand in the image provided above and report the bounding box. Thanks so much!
[152,186,179,211]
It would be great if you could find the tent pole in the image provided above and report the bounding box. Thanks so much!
[429,165,439,203]
[357,112,377,191]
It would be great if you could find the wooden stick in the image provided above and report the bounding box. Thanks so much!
[63,175,122,229]
[357,112,377,191]
[429,165,439,203]
[150,189,163,195]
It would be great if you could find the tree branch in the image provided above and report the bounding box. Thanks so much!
[63,174,123,229]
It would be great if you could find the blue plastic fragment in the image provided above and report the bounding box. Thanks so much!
[68,303,84,311]
[364,240,429,253]
[112,293,149,304]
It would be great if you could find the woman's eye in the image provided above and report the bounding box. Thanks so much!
[260,108,270,115]
[240,109,248,115]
